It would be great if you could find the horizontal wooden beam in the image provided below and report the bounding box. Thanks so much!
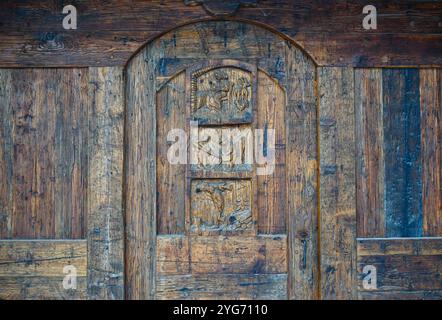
[0,240,87,300]
[0,1,441,67]
[357,238,442,299]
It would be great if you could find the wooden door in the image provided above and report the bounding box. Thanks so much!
[125,21,318,300]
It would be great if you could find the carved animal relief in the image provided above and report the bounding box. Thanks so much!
[191,67,253,124]
[191,180,252,234]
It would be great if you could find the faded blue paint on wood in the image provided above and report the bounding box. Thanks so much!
[383,68,422,237]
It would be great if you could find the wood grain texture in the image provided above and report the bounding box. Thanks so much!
[87,67,125,299]
[156,72,186,235]
[284,42,318,300]
[1,1,442,67]
[318,67,356,300]
[420,69,442,237]
[0,68,88,239]
[190,235,287,274]
[358,237,442,256]
[359,290,442,300]
[156,274,287,300]
[125,45,157,300]
[0,240,87,300]
[383,68,422,238]
[156,236,190,275]
[0,70,13,239]
[126,20,318,300]
[256,70,286,234]
[355,69,385,238]
[357,238,442,297]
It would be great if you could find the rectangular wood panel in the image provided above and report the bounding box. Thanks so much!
[383,68,422,238]
[190,236,287,274]
[1,2,442,67]
[156,72,186,235]
[319,67,357,299]
[256,70,286,234]
[156,274,287,300]
[355,69,385,238]
[156,235,287,276]
[357,238,442,299]
[87,67,125,299]
[0,240,87,300]
[420,69,442,237]
[0,68,88,239]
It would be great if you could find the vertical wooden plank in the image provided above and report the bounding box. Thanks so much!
[420,68,442,237]
[285,43,318,299]
[319,67,356,299]
[383,68,422,238]
[125,48,157,299]
[2,69,88,239]
[256,70,286,234]
[355,69,385,237]
[11,69,56,238]
[88,67,125,299]
[0,70,13,238]
[54,69,88,239]
[156,72,186,235]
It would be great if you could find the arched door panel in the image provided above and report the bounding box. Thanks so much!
[125,21,317,300]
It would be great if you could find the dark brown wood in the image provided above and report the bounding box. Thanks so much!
[357,238,442,298]
[355,69,385,237]
[87,67,125,299]
[0,68,88,239]
[420,69,442,237]
[1,1,442,67]
[0,240,87,300]
[319,67,357,300]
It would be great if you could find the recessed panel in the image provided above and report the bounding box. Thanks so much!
[190,179,252,234]
[191,67,253,124]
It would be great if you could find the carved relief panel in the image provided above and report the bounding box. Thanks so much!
[190,179,253,234]
[190,63,256,124]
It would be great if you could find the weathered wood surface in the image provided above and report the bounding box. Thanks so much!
[0,68,88,239]
[285,40,318,300]
[355,69,385,238]
[126,20,318,300]
[157,235,287,275]
[355,68,441,239]
[0,240,87,300]
[156,274,287,300]
[383,68,422,238]
[1,1,442,67]
[256,70,286,234]
[125,44,157,300]
[156,72,186,235]
[357,238,442,299]
[87,67,125,299]
[319,67,356,299]
[420,69,442,237]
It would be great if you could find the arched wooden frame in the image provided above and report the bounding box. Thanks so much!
[125,20,318,299]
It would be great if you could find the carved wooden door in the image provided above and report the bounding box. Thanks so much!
[125,21,318,300]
